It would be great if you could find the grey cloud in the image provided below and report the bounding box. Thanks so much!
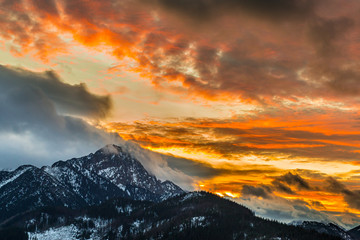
[324,67,360,96]
[0,66,117,168]
[271,180,296,195]
[165,155,225,178]
[308,17,354,57]
[343,190,360,210]
[241,185,272,199]
[243,172,309,196]
[166,154,280,179]
[326,177,360,210]
[0,65,112,119]
[276,172,311,190]
[238,196,351,228]
[29,0,59,16]
[310,200,326,210]
[152,0,314,22]
[325,177,346,193]
[246,173,360,218]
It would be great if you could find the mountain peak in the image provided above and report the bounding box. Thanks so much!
[96,144,123,155]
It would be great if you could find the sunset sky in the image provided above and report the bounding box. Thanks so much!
[1,0,360,228]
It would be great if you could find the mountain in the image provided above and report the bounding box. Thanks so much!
[292,221,354,240]
[0,144,184,224]
[0,145,356,240]
[47,144,183,200]
[2,192,344,240]
[0,165,87,223]
[349,225,360,240]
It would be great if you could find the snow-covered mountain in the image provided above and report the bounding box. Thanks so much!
[0,144,184,223]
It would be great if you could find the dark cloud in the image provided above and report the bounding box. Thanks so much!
[165,155,224,178]
[29,0,59,16]
[326,177,360,210]
[326,177,347,193]
[242,172,311,196]
[310,200,326,210]
[276,172,311,190]
[305,64,360,97]
[0,66,117,168]
[244,173,360,216]
[343,191,360,211]
[168,158,280,179]
[241,185,272,199]
[308,17,354,57]
[152,0,314,22]
[271,180,296,195]
[0,65,112,119]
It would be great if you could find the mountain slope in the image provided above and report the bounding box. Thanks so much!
[3,192,344,240]
[348,225,360,240]
[292,221,353,240]
[0,144,184,223]
[59,144,184,200]
[0,165,87,222]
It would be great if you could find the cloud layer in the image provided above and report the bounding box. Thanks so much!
[0,65,115,167]
[1,0,360,105]
[0,65,195,190]
[106,113,360,165]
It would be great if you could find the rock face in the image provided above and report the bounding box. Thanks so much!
[0,144,184,223]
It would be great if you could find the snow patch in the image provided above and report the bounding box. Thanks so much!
[181,192,204,202]
[28,225,78,240]
[0,167,31,189]
[191,216,208,227]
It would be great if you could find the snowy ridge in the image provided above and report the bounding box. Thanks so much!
[0,166,31,189]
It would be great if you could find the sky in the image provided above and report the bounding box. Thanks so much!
[0,0,360,228]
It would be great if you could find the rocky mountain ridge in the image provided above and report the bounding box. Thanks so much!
[0,144,184,223]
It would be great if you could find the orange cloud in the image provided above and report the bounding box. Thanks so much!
[2,0,360,107]
[105,108,360,165]
[102,110,360,225]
